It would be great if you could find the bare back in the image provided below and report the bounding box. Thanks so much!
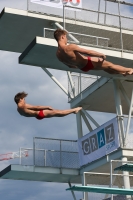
[56,44,88,69]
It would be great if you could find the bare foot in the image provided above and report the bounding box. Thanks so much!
[74,107,82,114]
[127,68,133,75]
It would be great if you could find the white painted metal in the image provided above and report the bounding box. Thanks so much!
[110,160,113,200]
[43,27,109,46]
[83,173,88,200]
[63,5,65,29]
[76,111,83,138]
[82,110,100,128]
[124,89,133,147]
[43,28,55,38]
[81,112,93,132]
[121,157,131,199]
[41,68,72,98]
[67,71,76,97]
[113,79,125,147]
[54,22,79,44]
[118,1,123,57]
[119,81,130,107]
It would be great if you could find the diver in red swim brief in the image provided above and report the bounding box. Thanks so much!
[36,110,45,120]
[55,29,133,76]
[14,92,82,120]
[81,57,94,72]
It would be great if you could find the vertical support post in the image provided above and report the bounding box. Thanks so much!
[76,111,83,138]
[97,0,101,23]
[67,72,76,97]
[60,140,62,174]
[80,73,82,100]
[96,37,98,46]
[83,173,88,200]
[110,160,113,200]
[121,157,131,199]
[78,75,80,95]
[19,147,21,165]
[124,89,133,147]
[44,150,46,167]
[118,1,123,57]
[63,5,65,29]
[113,80,124,147]
[27,0,29,11]
[104,0,107,25]
[33,137,35,167]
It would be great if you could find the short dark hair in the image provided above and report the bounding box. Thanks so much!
[54,29,67,41]
[14,92,28,104]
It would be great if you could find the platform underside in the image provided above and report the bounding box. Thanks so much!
[0,165,81,183]
[19,37,133,80]
[80,148,133,175]
[70,78,133,114]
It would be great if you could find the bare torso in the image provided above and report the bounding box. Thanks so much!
[56,44,88,69]
[17,104,38,117]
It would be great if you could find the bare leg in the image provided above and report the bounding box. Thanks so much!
[43,107,82,118]
[91,57,133,76]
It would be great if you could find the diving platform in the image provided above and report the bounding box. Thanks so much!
[114,164,133,172]
[0,164,81,183]
[1,7,133,81]
[19,37,133,81]
[66,185,133,195]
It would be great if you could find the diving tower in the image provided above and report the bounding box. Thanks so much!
[1,0,133,200]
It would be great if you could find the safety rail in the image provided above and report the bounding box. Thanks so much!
[68,73,101,101]
[33,138,80,169]
[28,0,133,53]
[44,28,110,47]
[19,138,80,169]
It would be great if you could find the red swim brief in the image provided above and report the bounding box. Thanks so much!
[81,57,94,72]
[36,110,45,120]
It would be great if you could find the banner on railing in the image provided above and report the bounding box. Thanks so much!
[78,117,119,166]
[30,0,82,9]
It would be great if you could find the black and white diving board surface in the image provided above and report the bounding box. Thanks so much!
[114,164,133,172]
[19,37,133,80]
[66,185,133,195]
[0,165,81,183]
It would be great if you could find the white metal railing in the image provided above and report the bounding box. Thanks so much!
[44,28,110,47]
[68,73,101,99]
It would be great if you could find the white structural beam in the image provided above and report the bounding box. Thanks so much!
[124,89,133,147]
[81,112,93,132]
[83,173,88,200]
[54,22,79,44]
[82,110,100,128]
[121,157,131,199]
[113,79,125,147]
[67,71,76,97]
[42,68,73,99]
[119,82,130,107]
[76,111,83,138]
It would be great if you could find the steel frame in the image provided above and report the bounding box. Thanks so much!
[40,3,133,200]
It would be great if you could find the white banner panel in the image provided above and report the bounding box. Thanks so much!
[30,0,82,9]
[78,118,119,167]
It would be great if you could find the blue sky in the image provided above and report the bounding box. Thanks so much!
[0,0,133,200]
